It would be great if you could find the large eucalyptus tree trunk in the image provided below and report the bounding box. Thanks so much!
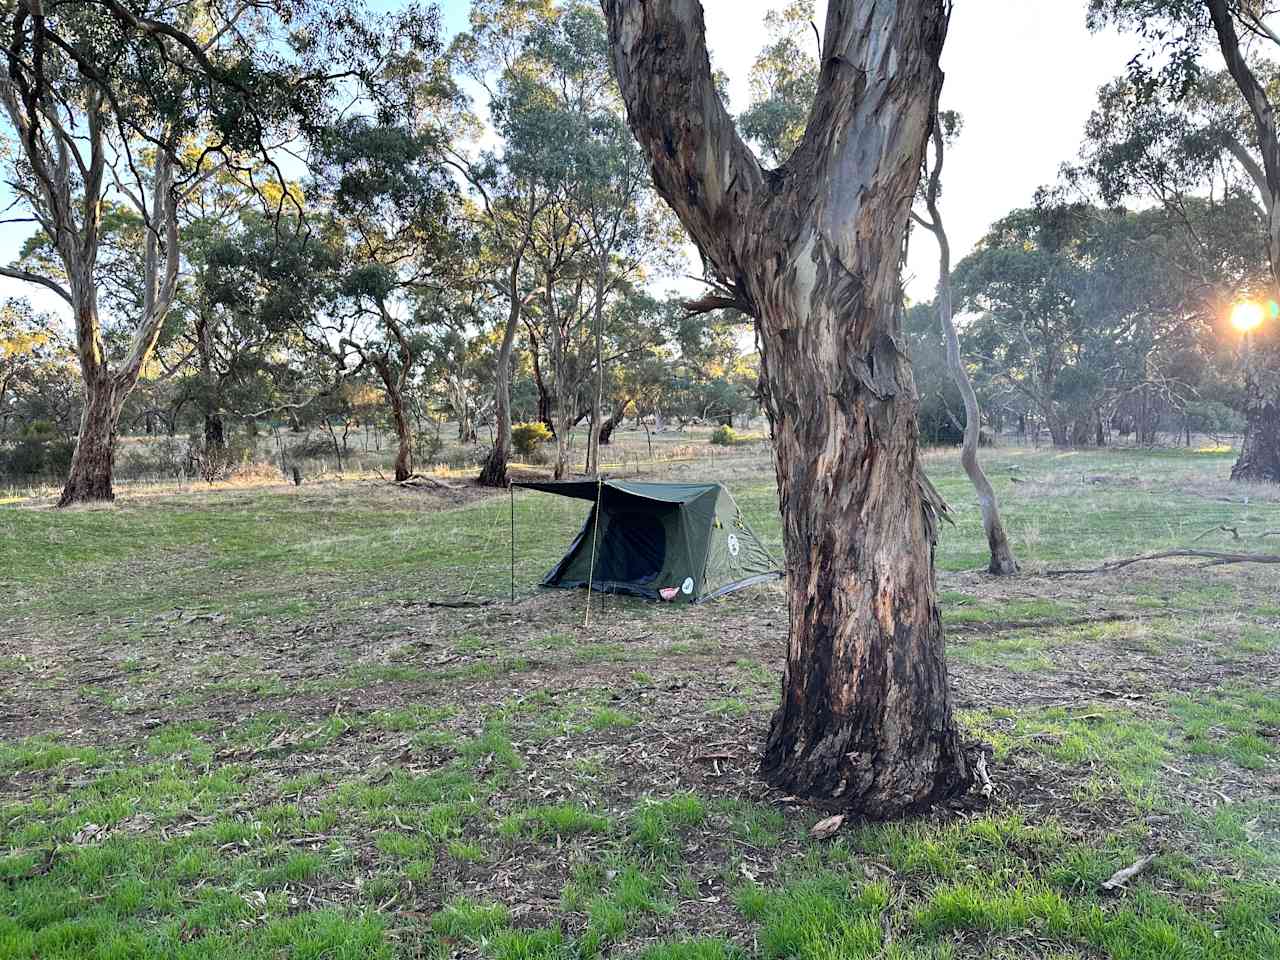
[55,145,180,506]
[1232,361,1280,483]
[61,362,118,506]
[604,0,969,817]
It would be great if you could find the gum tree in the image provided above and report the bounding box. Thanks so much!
[451,0,557,487]
[602,0,970,816]
[1089,0,1280,481]
[0,0,437,504]
[314,119,465,483]
[913,112,1018,574]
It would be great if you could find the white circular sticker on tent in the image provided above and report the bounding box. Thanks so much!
[727,534,740,557]
[681,577,694,595]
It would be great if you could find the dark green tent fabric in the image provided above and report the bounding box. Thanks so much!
[514,480,721,504]
[514,479,781,603]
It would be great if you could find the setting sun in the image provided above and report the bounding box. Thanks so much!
[1230,301,1265,333]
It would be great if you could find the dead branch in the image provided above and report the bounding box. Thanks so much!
[1191,524,1241,542]
[1101,853,1157,892]
[1045,549,1280,576]
[395,474,462,491]
[974,753,993,799]
[682,292,750,316]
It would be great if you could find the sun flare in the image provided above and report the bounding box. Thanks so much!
[1230,301,1265,333]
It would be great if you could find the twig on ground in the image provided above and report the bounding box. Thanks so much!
[1101,853,1157,891]
[1191,524,1240,542]
[1045,549,1280,576]
[974,752,993,799]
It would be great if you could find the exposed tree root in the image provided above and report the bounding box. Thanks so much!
[1046,549,1280,576]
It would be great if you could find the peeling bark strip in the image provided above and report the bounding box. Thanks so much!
[603,0,970,817]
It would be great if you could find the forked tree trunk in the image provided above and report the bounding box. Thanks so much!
[605,0,969,816]
[390,393,413,482]
[60,368,118,506]
[918,117,1017,575]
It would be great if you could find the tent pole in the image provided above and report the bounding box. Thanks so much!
[584,476,603,628]
[509,485,515,603]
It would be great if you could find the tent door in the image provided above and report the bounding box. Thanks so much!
[595,509,667,584]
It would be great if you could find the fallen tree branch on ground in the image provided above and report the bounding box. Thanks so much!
[974,752,993,799]
[1046,549,1280,576]
[1101,853,1157,892]
[395,474,462,491]
[1191,524,1241,542]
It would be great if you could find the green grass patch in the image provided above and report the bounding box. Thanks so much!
[500,803,613,841]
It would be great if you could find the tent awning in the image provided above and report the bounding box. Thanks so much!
[513,479,720,505]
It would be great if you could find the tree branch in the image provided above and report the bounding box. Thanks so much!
[1045,549,1280,576]
[0,265,73,305]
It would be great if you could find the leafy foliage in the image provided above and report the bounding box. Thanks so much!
[512,421,552,457]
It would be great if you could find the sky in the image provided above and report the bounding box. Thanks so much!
[0,0,1140,313]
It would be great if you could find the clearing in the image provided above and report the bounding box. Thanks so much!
[1,444,1278,959]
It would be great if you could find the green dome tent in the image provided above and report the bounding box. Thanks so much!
[514,479,781,603]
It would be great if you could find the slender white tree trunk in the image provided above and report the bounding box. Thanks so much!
[919,119,1018,573]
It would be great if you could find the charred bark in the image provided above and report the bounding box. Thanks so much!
[196,310,229,480]
[526,324,556,436]
[604,0,969,817]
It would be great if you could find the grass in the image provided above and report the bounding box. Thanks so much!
[500,803,613,840]
[2,444,1279,958]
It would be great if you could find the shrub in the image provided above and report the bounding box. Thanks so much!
[114,436,186,480]
[512,422,552,457]
[416,428,444,466]
[709,425,739,446]
[1,421,74,478]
